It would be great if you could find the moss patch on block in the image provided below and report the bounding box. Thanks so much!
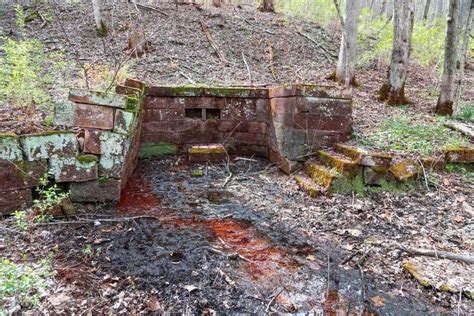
[0,133,23,161]
[53,101,75,127]
[20,132,78,161]
[49,155,98,182]
[188,144,226,155]
[317,150,359,175]
[444,146,474,163]
[304,162,338,188]
[139,142,178,159]
[389,159,421,182]
[294,174,324,197]
[114,110,136,135]
[69,88,126,108]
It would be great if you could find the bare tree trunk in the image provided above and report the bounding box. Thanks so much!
[92,0,107,37]
[379,0,414,105]
[423,0,432,19]
[436,0,473,115]
[335,0,361,87]
[259,0,275,12]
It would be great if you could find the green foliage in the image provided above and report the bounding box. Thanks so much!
[332,174,366,196]
[368,178,416,194]
[454,104,474,122]
[33,173,69,223]
[360,115,469,155]
[275,0,337,25]
[358,8,447,69]
[13,210,28,232]
[0,258,53,308]
[0,6,51,109]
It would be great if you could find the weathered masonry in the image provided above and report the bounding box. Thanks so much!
[0,80,353,214]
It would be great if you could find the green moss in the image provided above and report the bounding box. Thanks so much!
[189,146,225,155]
[191,168,204,177]
[389,159,421,181]
[305,163,338,188]
[331,174,366,196]
[139,142,177,159]
[368,178,415,194]
[76,155,98,164]
[125,96,141,111]
[98,176,111,184]
[403,262,431,288]
[25,130,76,137]
[0,132,18,138]
[294,175,320,197]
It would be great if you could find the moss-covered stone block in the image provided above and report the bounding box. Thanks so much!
[304,162,338,188]
[125,96,141,112]
[317,150,359,175]
[114,109,136,135]
[0,133,23,161]
[444,146,474,163]
[139,142,178,159]
[68,88,126,108]
[294,174,324,197]
[188,144,227,163]
[20,132,78,161]
[389,159,421,182]
[53,101,75,127]
[49,155,98,182]
[97,132,127,178]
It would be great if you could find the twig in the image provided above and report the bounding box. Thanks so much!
[216,268,236,287]
[397,245,474,264]
[296,29,335,62]
[416,158,430,190]
[37,215,159,226]
[265,288,284,313]
[200,20,228,63]
[135,3,169,16]
[242,52,252,83]
[179,71,196,84]
[267,41,277,80]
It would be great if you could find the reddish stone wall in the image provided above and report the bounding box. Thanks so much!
[141,84,352,163]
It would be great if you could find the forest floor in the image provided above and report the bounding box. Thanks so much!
[0,1,473,314]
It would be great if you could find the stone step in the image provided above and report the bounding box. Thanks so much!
[304,161,339,188]
[334,143,392,169]
[316,150,359,175]
[294,173,326,197]
[188,144,227,163]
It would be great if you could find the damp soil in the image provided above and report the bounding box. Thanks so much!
[51,157,437,314]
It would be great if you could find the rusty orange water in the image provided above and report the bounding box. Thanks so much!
[118,172,299,280]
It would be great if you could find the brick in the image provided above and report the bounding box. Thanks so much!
[49,155,98,183]
[228,144,267,157]
[216,121,267,134]
[0,188,32,215]
[389,159,421,181]
[268,84,345,99]
[220,99,256,121]
[98,132,127,178]
[53,101,75,127]
[232,132,267,146]
[74,103,114,130]
[83,130,102,154]
[21,132,78,161]
[256,99,269,122]
[143,108,185,121]
[145,86,268,98]
[444,147,474,163]
[115,85,142,96]
[69,88,126,108]
[278,157,303,175]
[364,167,386,186]
[0,160,47,191]
[142,119,202,134]
[0,133,23,161]
[70,179,122,203]
[114,109,136,135]
[144,97,184,109]
[124,78,146,91]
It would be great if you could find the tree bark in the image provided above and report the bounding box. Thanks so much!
[258,0,275,12]
[423,0,431,19]
[379,0,414,105]
[435,0,467,115]
[436,0,473,115]
[92,0,107,37]
[335,0,361,87]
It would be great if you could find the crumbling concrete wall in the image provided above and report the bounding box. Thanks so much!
[0,80,144,214]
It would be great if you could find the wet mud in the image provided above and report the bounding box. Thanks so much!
[59,157,435,313]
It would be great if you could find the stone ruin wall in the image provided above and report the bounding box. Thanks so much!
[0,80,353,214]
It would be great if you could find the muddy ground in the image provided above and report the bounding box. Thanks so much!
[1,156,473,314]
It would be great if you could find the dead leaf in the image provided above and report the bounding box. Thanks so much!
[183,285,199,293]
[370,295,385,307]
[48,293,70,307]
[147,295,163,312]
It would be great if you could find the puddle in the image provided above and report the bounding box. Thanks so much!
[107,158,435,313]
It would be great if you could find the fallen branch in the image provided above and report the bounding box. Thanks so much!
[200,20,228,63]
[397,245,474,264]
[265,288,284,313]
[217,268,236,287]
[136,3,169,16]
[444,121,474,139]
